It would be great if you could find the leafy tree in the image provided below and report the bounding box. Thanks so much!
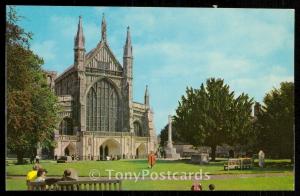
[173,78,254,161]
[159,124,183,147]
[254,82,294,161]
[6,6,59,164]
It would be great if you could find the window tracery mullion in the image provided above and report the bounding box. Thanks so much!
[86,80,119,133]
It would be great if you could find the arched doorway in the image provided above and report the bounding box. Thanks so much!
[64,148,70,156]
[136,143,147,159]
[99,146,110,160]
[105,146,109,158]
[99,139,121,160]
[100,146,103,160]
[64,143,76,157]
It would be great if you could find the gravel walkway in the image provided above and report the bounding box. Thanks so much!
[7,172,293,181]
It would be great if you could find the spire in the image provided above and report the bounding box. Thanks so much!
[123,26,132,57]
[123,26,133,79]
[101,13,107,43]
[74,16,85,49]
[144,85,149,106]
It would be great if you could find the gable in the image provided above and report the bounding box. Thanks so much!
[85,43,123,72]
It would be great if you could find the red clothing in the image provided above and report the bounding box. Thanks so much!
[148,153,156,167]
[191,183,202,191]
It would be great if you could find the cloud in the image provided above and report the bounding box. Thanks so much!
[228,74,293,101]
[19,7,294,134]
[31,40,57,62]
[50,15,77,38]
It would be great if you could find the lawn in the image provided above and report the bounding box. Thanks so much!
[6,175,294,191]
[6,159,293,177]
[6,159,294,191]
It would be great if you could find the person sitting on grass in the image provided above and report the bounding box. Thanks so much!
[26,164,41,190]
[209,184,215,191]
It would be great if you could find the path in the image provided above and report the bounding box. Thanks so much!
[6,172,293,181]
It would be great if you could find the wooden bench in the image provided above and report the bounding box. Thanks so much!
[224,158,252,170]
[29,179,122,191]
[239,158,253,169]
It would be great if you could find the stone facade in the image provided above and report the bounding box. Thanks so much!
[49,15,157,160]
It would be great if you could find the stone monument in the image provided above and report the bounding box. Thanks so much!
[191,153,210,164]
[164,115,180,159]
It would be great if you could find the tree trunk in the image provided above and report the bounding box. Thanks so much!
[16,151,24,164]
[211,145,216,161]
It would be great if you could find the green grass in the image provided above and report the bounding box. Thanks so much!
[6,159,293,177]
[123,176,294,190]
[6,178,28,191]
[6,175,294,191]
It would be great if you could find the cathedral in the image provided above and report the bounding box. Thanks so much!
[46,15,157,160]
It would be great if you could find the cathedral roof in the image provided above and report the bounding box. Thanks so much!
[55,15,126,82]
[55,64,75,82]
[84,41,123,71]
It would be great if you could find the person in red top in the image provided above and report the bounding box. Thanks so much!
[147,151,156,168]
[191,181,202,191]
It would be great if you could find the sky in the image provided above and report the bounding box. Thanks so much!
[13,6,294,135]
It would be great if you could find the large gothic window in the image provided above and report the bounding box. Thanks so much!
[86,79,120,132]
[134,121,143,136]
[59,117,73,135]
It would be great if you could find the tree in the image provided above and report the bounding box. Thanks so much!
[254,82,294,161]
[159,124,183,147]
[6,6,59,164]
[173,78,254,161]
